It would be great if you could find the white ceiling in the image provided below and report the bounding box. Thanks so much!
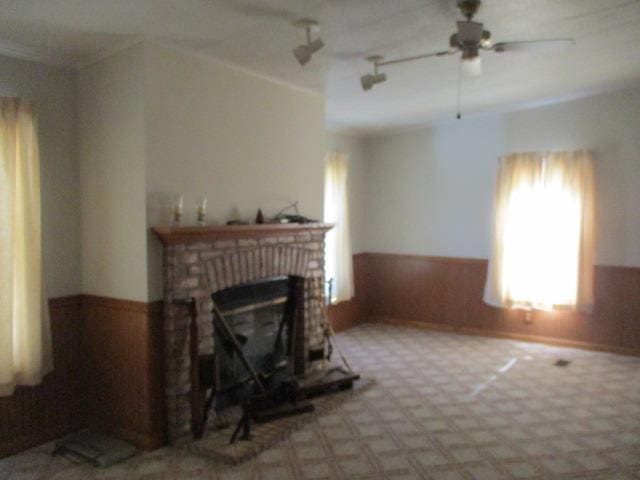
[1,0,640,134]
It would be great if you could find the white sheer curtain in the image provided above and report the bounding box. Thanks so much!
[484,150,595,311]
[0,97,52,397]
[324,151,354,303]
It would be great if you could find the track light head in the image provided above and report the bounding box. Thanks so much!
[361,55,387,91]
[293,37,324,66]
[292,19,324,66]
[360,72,387,91]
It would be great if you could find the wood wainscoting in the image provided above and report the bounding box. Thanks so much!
[326,254,368,332]
[0,296,84,458]
[82,296,165,450]
[0,295,165,458]
[356,252,640,355]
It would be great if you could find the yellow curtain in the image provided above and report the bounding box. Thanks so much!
[0,97,52,397]
[324,151,354,303]
[484,150,595,311]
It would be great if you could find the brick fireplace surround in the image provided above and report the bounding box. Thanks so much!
[153,223,333,441]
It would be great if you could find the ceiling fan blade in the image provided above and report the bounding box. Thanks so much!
[492,39,575,53]
[377,50,455,67]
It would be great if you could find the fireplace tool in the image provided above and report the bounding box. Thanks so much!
[292,293,361,398]
[211,300,314,443]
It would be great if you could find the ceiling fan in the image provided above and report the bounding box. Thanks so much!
[360,0,575,91]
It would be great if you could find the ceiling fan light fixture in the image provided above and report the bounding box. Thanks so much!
[461,50,482,76]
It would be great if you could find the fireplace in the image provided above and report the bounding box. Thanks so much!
[153,223,332,441]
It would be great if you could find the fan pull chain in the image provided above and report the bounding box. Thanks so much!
[456,61,462,120]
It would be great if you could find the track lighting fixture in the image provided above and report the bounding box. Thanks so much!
[292,19,324,66]
[360,55,387,91]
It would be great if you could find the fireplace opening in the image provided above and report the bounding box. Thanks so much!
[210,276,300,411]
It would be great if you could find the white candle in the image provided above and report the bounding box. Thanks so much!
[173,194,184,224]
[197,196,207,226]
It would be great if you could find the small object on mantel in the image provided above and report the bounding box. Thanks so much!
[197,196,207,226]
[226,220,249,226]
[172,194,184,225]
[272,201,317,224]
[255,209,265,224]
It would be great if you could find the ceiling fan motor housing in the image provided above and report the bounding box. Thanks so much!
[452,21,491,53]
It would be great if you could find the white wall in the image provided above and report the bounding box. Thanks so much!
[364,87,640,267]
[0,54,80,298]
[145,43,326,300]
[78,45,149,301]
[325,131,368,254]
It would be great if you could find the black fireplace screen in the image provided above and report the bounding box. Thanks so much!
[212,276,295,404]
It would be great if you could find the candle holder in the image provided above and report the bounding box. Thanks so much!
[172,195,184,225]
[197,196,207,226]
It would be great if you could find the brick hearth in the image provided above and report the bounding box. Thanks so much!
[153,223,333,441]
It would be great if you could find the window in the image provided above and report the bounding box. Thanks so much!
[484,151,595,311]
[323,151,353,304]
[0,97,51,397]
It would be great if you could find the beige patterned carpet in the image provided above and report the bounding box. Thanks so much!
[2,323,640,479]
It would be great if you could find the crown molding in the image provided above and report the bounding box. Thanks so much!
[74,36,145,70]
[0,38,74,68]
[149,39,325,100]
[0,35,145,71]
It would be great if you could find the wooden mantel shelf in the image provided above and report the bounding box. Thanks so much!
[152,222,333,245]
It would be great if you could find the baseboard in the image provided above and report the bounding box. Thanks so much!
[372,316,640,358]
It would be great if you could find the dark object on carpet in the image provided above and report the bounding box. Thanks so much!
[554,359,571,367]
[52,430,136,468]
[188,376,375,465]
[297,367,360,399]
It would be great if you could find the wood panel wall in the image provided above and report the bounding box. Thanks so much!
[0,296,84,458]
[83,296,165,450]
[356,252,640,355]
[0,295,165,458]
[327,254,368,332]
